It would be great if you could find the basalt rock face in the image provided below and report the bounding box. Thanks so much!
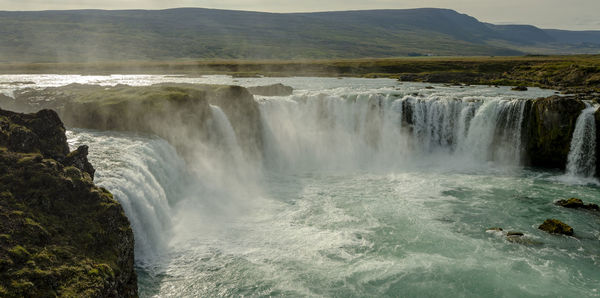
[208,85,264,160]
[0,108,137,297]
[524,96,585,169]
[8,83,265,161]
[247,83,293,97]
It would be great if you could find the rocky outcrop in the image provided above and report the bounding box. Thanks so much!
[8,83,265,161]
[247,83,293,97]
[207,85,264,160]
[555,198,599,211]
[64,145,96,180]
[0,108,137,297]
[525,96,585,169]
[0,109,69,161]
[538,219,574,236]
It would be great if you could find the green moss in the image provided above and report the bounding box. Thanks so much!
[8,245,31,262]
[64,166,82,179]
[538,219,574,236]
[10,279,34,291]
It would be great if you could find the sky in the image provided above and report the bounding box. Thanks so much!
[1,0,599,30]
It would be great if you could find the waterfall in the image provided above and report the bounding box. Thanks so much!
[259,93,529,171]
[67,130,187,262]
[566,103,598,177]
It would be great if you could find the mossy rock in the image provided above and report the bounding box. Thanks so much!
[556,197,600,211]
[0,108,137,297]
[538,219,574,236]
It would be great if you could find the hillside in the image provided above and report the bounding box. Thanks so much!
[0,8,599,62]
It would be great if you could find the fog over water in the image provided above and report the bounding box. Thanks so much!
[2,75,599,297]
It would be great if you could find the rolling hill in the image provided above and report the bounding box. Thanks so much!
[0,8,599,62]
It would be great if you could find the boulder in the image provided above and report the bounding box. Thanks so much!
[524,96,585,169]
[247,83,293,96]
[511,86,528,91]
[538,219,574,236]
[555,198,599,211]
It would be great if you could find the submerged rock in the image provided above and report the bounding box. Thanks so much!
[555,198,599,211]
[538,219,574,236]
[0,108,137,297]
[247,83,293,96]
[505,233,543,245]
[486,227,503,232]
[511,86,528,91]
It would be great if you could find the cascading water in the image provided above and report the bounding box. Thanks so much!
[259,93,528,172]
[566,103,598,177]
[66,129,187,261]
[42,76,598,297]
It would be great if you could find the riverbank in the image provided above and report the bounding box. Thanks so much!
[1,55,599,94]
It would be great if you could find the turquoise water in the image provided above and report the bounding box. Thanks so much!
[18,74,596,297]
[68,127,600,297]
[136,169,599,297]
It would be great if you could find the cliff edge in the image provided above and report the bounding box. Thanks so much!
[0,108,137,297]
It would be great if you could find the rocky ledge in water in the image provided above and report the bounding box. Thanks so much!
[247,83,293,96]
[0,83,264,161]
[0,108,137,297]
[538,219,574,236]
[555,198,599,211]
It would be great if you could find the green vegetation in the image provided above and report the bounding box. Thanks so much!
[0,8,599,63]
[2,55,599,93]
[0,109,137,297]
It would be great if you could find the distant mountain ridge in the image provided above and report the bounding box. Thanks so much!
[0,7,598,62]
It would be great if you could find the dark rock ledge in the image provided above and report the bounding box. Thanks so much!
[0,108,137,297]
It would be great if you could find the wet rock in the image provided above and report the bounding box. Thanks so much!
[555,198,600,211]
[506,231,524,236]
[524,96,585,169]
[506,234,543,245]
[538,219,574,236]
[511,86,528,91]
[209,85,264,160]
[64,145,95,180]
[247,83,293,96]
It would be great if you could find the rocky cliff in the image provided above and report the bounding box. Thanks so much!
[1,83,264,161]
[0,108,137,297]
[524,96,585,169]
